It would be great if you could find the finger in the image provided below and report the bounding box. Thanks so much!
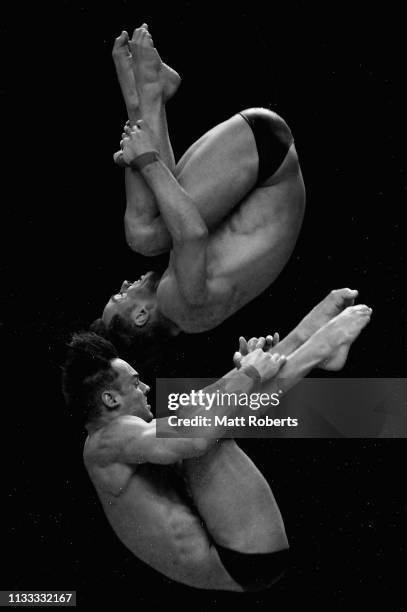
[113,150,127,167]
[248,337,258,351]
[256,337,265,349]
[265,333,279,349]
[239,336,247,355]
[272,353,286,366]
[124,125,132,135]
[233,352,242,369]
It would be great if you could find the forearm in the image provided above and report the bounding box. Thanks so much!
[124,166,162,224]
[118,109,165,236]
[156,343,325,456]
[140,158,207,242]
[171,368,257,440]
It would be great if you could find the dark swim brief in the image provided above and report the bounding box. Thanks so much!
[240,107,294,186]
[216,543,289,592]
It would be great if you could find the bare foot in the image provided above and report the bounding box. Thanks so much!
[112,31,140,121]
[310,304,372,371]
[296,288,359,343]
[129,24,181,103]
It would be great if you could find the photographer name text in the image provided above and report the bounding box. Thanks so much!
[167,415,298,427]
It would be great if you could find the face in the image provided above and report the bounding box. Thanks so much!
[109,358,153,422]
[102,271,160,328]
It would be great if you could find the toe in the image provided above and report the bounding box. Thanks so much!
[132,26,143,43]
[113,31,126,54]
[354,304,372,315]
[139,30,152,48]
[133,23,149,41]
[113,31,131,62]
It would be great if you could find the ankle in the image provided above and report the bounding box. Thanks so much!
[290,325,308,346]
[139,85,165,110]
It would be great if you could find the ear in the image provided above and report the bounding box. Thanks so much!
[133,308,150,327]
[101,390,121,409]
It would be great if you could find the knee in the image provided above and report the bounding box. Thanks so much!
[124,216,171,256]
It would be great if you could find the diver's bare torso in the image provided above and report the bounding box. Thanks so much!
[157,144,305,333]
[83,426,238,590]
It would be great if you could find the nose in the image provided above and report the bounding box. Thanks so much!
[140,381,150,395]
[120,280,131,292]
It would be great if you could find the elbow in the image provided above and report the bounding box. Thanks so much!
[124,216,171,256]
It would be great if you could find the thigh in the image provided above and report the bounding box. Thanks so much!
[132,113,257,252]
[175,114,259,228]
[183,440,287,553]
[207,145,306,293]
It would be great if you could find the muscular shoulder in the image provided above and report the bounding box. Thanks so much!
[157,267,235,332]
[84,416,146,468]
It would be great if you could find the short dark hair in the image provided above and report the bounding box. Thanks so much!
[62,332,120,426]
[90,310,174,369]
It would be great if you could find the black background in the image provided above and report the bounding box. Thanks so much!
[2,1,406,609]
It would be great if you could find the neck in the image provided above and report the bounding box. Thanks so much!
[86,413,116,435]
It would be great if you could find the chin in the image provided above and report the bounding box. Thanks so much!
[135,407,154,422]
[146,270,162,292]
[142,410,154,423]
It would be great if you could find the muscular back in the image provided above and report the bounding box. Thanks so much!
[83,429,239,591]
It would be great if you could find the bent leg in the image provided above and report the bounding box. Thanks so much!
[113,28,179,256]
[183,439,288,552]
[127,108,298,256]
[124,111,260,255]
[175,108,294,227]
[182,439,288,591]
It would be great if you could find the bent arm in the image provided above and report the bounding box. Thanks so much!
[98,334,326,469]
[116,336,325,467]
[123,137,173,256]
[140,158,208,241]
[108,368,257,466]
[140,158,210,305]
